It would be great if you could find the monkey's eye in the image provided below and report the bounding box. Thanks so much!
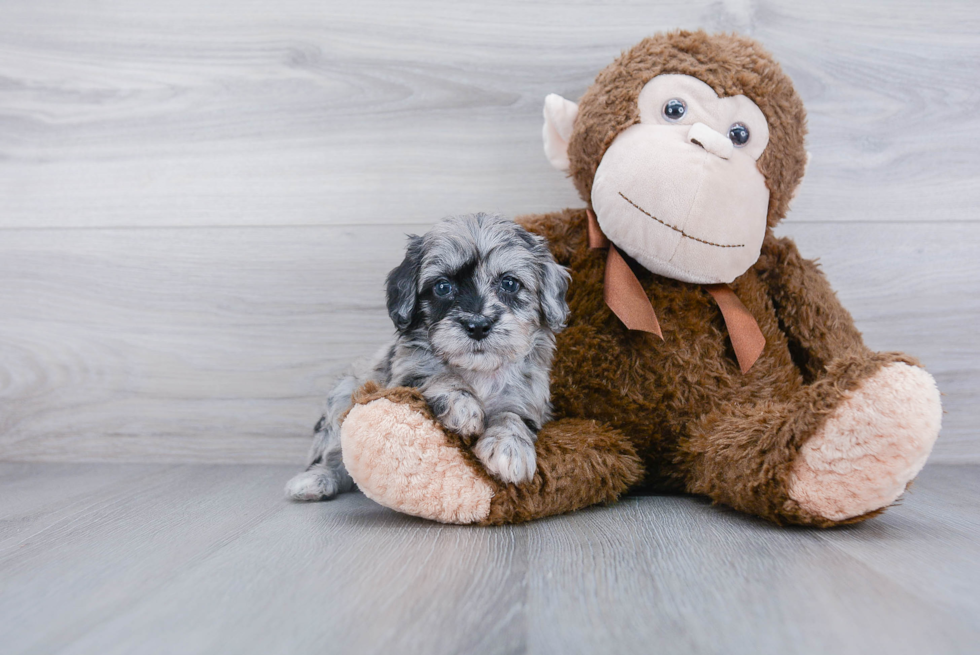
[499,276,521,293]
[662,98,687,121]
[728,123,750,147]
[433,279,454,297]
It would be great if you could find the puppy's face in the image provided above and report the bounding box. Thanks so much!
[386,214,569,372]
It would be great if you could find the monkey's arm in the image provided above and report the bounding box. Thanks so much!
[515,208,588,265]
[756,233,868,379]
[341,383,645,525]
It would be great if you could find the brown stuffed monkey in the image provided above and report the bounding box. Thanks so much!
[338,31,942,527]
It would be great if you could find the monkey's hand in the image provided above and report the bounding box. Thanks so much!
[424,384,486,440]
[473,413,537,485]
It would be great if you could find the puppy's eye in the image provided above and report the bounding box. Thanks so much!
[499,276,521,293]
[433,279,454,297]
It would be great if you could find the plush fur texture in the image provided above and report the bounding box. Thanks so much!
[588,73,774,284]
[569,31,807,229]
[342,387,494,524]
[342,383,644,525]
[384,213,569,484]
[788,363,942,521]
[482,416,645,525]
[341,31,942,527]
[286,213,569,499]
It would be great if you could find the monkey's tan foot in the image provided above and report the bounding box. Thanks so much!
[341,395,494,524]
[788,363,942,522]
[340,384,644,525]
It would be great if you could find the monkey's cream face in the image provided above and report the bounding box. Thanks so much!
[591,74,771,284]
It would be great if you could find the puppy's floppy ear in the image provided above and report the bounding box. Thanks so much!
[532,235,571,332]
[386,235,423,332]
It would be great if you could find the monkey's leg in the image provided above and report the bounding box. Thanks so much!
[340,384,644,525]
[682,352,942,527]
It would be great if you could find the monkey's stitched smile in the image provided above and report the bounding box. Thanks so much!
[618,192,745,249]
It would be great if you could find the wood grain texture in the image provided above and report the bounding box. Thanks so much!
[0,463,977,654]
[0,225,416,464]
[0,0,978,228]
[0,222,976,464]
[0,0,977,463]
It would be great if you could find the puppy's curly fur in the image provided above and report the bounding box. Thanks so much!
[285,213,570,500]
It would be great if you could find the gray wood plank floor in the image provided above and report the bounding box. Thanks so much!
[1,463,978,655]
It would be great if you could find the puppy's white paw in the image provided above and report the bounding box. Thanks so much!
[473,421,537,485]
[285,469,348,501]
[432,390,485,439]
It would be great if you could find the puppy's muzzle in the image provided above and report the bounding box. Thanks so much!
[459,316,495,341]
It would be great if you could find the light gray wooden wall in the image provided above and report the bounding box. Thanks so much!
[1,0,978,464]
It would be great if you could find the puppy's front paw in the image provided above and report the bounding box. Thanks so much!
[473,420,537,485]
[430,390,485,439]
[284,468,351,501]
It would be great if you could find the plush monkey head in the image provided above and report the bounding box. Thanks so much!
[543,31,808,284]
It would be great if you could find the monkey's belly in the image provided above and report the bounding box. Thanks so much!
[550,273,802,489]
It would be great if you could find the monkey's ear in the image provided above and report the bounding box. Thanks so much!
[542,94,579,171]
[385,235,423,332]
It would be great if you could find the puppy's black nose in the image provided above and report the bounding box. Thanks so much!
[461,316,493,341]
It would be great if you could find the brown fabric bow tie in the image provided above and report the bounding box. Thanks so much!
[587,209,765,374]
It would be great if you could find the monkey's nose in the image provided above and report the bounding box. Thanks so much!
[461,316,494,341]
[688,122,733,160]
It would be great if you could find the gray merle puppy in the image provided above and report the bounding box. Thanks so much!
[285,213,570,501]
